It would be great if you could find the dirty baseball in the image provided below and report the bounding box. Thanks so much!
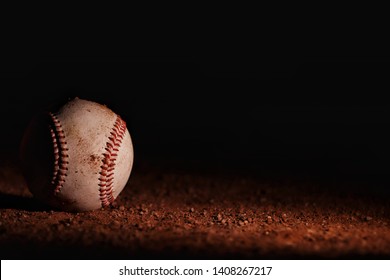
[19,97,134,212]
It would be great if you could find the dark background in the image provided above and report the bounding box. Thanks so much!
[1,56,390,191]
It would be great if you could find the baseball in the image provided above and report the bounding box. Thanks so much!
[19,97,134,212]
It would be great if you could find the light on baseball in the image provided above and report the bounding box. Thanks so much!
[19,97,134,212]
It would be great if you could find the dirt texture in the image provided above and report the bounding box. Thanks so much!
[1,159,390,260]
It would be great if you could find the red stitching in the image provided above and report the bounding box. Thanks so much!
[48,113,69,194]
[98,116,127,207]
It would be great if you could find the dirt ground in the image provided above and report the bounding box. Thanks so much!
[1,158,390,260]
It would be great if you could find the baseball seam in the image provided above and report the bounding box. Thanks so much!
[98,116,127,207]
[48,112,69,194]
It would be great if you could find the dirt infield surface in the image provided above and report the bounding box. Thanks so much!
[1,158,390,260]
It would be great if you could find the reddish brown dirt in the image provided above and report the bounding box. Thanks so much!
[1,160,390,260]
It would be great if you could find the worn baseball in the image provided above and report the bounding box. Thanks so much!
[20,97,134,212]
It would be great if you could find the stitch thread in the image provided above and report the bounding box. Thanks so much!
[99,116,127,207]
[48,113,69,194]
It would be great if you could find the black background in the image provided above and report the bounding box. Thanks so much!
[1,56,390,190]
